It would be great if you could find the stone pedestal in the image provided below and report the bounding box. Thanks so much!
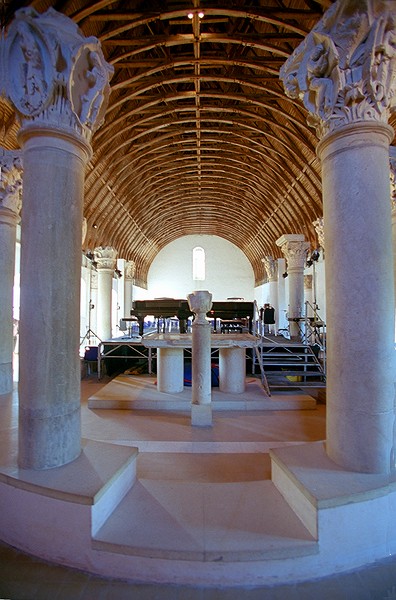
[187,290,213,426]
[157,347,184,393]
[219,347,245,394]
[0,152,22,395]
[94,247,117,341]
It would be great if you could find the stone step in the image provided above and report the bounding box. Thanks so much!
[92,454,318,562]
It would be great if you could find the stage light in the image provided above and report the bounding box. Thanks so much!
[282,272,288,278]
[306,259,313,267]
[198,11,204,18]
[188,12,193,19]
[311,249,320,261]
[93,223,98,229]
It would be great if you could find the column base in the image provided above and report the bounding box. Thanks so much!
[191,403,212,427]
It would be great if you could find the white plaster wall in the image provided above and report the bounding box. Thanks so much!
[139,235,255,301]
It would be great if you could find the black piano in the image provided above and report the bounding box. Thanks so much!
[131,298,254,335]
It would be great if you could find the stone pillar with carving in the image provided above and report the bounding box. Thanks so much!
[187,290,213,426]
[124,260,135,318]
[94,247,117,341]
[276,235,309,339]
[0,151,22,395]
[262,255,279,334]
[281,0,396,473]
[3,8,113,469]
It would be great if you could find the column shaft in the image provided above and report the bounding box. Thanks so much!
[219,347,245,393]
[18,135,88,469]
[96,269,114,340]
[157,347,184,393]
[318,123,395,473]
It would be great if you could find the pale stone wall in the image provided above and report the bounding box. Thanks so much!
[145,235,254,300]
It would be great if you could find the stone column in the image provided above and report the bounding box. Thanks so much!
[157,348,184,393]
[277,257,288,333]
[89,269,99,341]
[304,275,313,316]
[281,0,396,473]
[94,246,118,341]
[187,290,213,426]
[4,8,113,469]
[124,260,135,317]
[276,235,309,340]
[262,255,278,334]
[0,151,22,395]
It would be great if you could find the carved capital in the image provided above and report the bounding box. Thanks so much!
[187,290,213,325]
[280,1,396,138]
[313,217,325,250]
[94,246,117,270]
[276,235,310,270]
[124,260,135,281]
[4,8,113,144]
[261,255,277,282]
[0,150,23,216]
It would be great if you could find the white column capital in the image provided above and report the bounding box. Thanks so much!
[4,7,113,146]
[276,234,310,270]
[124,260,135,281]
[187,290,213,324]
[261,255,277,282]
[0,150,23,219]
[280,1,396,139]
[94,246,117,271]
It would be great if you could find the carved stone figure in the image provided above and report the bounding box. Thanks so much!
[280,0,396,138]
[4,7,113,142]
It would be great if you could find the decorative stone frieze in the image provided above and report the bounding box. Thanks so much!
[94,246,117,271]
[0,150,23,218]
[261,255,277,282]
[3,7,114,144]
[280,1,396,139]
[313,217,325,250]
[124,260,135,281]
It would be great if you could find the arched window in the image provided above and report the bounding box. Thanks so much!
[193,246,205,281]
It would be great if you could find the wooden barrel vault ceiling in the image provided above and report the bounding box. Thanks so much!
[4,0,394,287]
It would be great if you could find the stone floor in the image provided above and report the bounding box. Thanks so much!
[1,374,396,599]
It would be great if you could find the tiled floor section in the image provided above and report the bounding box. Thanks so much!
[1,375,396,598]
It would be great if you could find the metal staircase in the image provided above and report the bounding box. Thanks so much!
[257,340,326,392]
[252,301,326,394]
